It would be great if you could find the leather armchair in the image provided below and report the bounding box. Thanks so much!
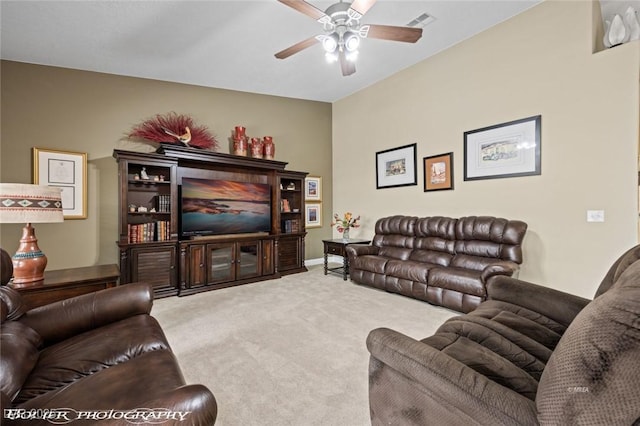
[367,244,640,425]
[0,248,217,425]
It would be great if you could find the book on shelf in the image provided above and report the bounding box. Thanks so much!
[281,219,300,233]
[127,220,171,243]
[156,194,171,213]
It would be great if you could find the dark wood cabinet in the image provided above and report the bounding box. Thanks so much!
[120,242,178,297]
[115,147,307,298]
[179,236,276,295]
[278,234,306,274]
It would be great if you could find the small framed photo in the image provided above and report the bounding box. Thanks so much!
[376,143,417,189]
[424,152,454,192]
[464,115,541,181]
[32,148,87,219]
[305,176,322,201]
[305,203,322,228]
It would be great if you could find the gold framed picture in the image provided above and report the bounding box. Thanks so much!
[305,176,322,201]
[305,203,322,228]
[33,147,87,219]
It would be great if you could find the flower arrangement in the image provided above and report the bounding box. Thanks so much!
[331,212,360,233]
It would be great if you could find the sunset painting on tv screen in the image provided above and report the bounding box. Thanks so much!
[181,178,271,236]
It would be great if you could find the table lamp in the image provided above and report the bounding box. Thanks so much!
[0,183,64,286]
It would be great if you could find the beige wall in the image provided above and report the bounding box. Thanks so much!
[0,62,333,268]
[333,1,640,298]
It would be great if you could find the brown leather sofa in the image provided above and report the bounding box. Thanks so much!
[366,244,640,425]
[0,248,217,425]
[346,215,528,313]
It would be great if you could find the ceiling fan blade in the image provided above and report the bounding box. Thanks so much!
[365,24,422,43]
[275,36,319,59]
[339,51,356,76]
[278,0,329,22]
[349,0,377,16]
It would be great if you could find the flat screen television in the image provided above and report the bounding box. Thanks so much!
[180,177,271,237]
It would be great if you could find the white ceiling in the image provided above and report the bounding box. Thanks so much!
[1,0,542,103]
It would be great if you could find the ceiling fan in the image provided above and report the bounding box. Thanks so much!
[275,0,423,76]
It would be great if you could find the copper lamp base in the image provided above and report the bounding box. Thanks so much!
[11,223,47,287]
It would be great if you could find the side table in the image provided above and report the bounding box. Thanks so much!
[323,238,371,280]
[9,264,120,310]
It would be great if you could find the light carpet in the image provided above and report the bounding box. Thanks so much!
[152,265,457,426]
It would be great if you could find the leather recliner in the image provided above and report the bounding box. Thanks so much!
[366,244,640,425]
[0,248,217,425]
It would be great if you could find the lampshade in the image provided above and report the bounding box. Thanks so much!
[0,183,63,286]
[0,183,64,224]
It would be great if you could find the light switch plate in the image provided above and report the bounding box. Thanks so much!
[586,210,605,222]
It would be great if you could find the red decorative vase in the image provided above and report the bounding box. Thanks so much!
[263,136,275,160]
[235,126,246,139]
[233,137,247,156]
[250,137,263,159]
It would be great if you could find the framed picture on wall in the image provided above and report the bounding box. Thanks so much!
[32,147,87,219]
[375,143,417,189]
[305,176,322,201]
[464,115,541,181]
[305,203,322,228]
[423,152,454,192]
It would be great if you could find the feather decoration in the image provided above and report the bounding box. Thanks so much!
[129,112,219,150]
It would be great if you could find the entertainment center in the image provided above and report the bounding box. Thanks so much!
[113,146,308,298]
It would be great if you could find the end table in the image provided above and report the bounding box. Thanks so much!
[9,264,120,310]
[323,239,371,280]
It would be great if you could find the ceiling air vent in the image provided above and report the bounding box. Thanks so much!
[407,13,435,28]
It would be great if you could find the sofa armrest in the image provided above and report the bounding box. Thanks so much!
[130,384,217,426]
[68,385,217,426]
[487,276,590,328]
[345,244,378,258]
[366,327,537,425]
[18,282,153,346]
[480,261,519,282]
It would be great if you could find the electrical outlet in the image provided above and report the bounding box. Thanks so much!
[586,210,605,222]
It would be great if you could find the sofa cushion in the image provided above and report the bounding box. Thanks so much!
[455,216,527,263]
[469,301,565,349]
[536,261,640,425]
[409,248,452,267]
[16,314,171,404]
[378,246,412,261]
[371,216,416,260]
[385,260,437,284]
[428,267,485,298]
[422,328,540,400]
[0,321,41,401]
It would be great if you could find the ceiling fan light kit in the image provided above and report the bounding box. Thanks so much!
[275,0,423,76]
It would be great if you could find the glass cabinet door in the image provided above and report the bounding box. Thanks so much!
[207,243,235,284]
[237,241,261,279]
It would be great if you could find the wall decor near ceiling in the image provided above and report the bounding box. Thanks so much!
[423,152,454,192]
[375,143,417,189]
[32,147,87,219]
[128,112,219,150]
[464,115,541,181]
[305,176,322,201]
